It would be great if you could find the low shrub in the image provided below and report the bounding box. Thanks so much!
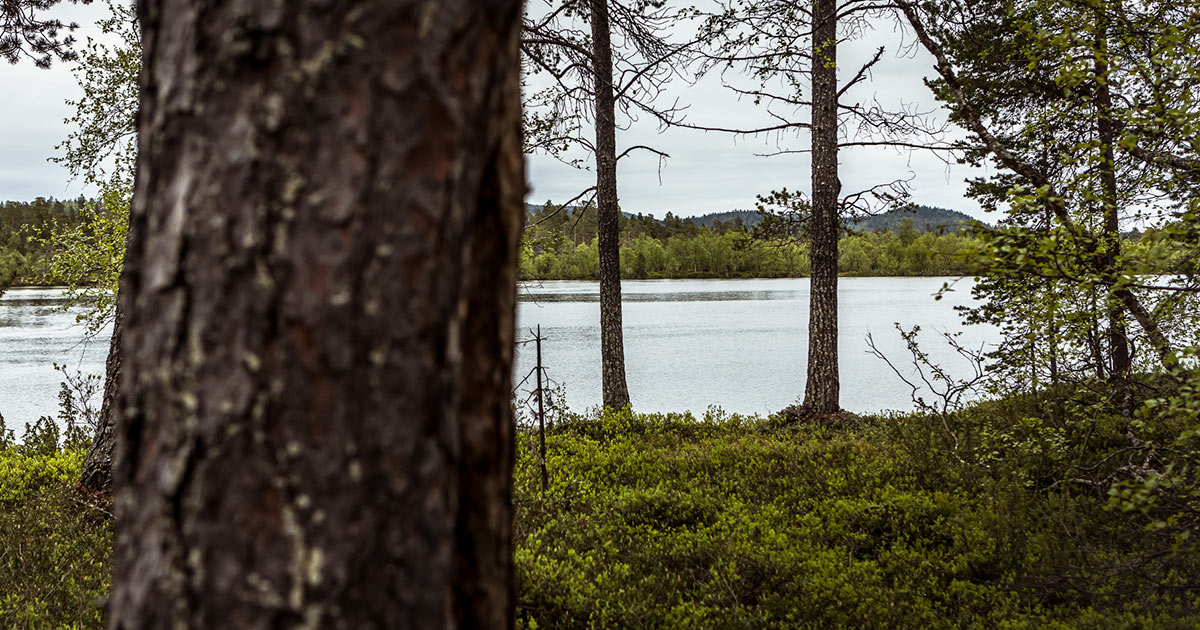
[0,416,112,629]
[513,403,1200,628]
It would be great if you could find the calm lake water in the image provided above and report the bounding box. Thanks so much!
[0,287,110,426]
[0,278,998,426]
[514,277,999,416]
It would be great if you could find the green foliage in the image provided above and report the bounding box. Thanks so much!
[0,428,85,502]
[0,197,89,286]
[35,0,138,330]
[1108,361,1200,552]
[0,247,24,294]
[0,417,111,630]
[27,189,128,333]
[513,400,1200,628]
[915,0,1200,380]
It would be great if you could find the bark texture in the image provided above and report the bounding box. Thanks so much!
[108,0,524,628]
[590,0,632,411]
[79,300,122,494]
[802,0,841,415]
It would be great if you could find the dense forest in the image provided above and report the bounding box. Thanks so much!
[521,203,983,278]
[0,197,88,289]
[1,0,1199,628]
[520,202,1187,280]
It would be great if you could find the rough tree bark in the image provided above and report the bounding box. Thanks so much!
[107,0,524,627]
[802,0,841,415]
[589,0,632,410]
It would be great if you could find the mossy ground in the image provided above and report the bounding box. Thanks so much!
[2,390,1197,628]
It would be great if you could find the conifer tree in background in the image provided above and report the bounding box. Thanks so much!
[588,0,632,410]
[106,0,524,626]
[1,0,92,67]
[804,0,842,415]
[898,0,1200,397]
[696,0,945,416]
[899,0,1200,553]
[523,0,694,410]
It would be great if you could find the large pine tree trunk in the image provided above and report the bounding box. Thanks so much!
[590,0,631,410]
[107,0,524,627]
[803,0,841,415]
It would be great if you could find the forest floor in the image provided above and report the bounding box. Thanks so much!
[2,389,1198,628]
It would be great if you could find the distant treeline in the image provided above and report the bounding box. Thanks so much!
[0,197,89,289]
[520,202,982,279]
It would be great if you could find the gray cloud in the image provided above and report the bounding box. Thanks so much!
[2,2,992,220]
[0,2,107,202]
[527,7,992,219]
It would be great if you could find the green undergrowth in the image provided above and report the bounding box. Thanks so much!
[0,418,111,629]
[513,396,1200,629]
[2,387,1197,629]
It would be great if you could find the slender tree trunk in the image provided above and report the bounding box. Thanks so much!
[1048,306,1060,386]
[1094,9,1131,380]
[79,299,122,493]
[803,0,841,415]
[107,0,523,627]
[590,0,631,410]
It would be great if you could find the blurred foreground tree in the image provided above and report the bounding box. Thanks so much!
[106,0,525,627]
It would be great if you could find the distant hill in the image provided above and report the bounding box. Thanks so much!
[848,205,981,233]
[682,205,981,233]
[526,202,982,233]
[687,210,763,229]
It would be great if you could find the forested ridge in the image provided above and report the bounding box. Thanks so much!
[521,203,984,278]
[5,199,1184,287]
[685,204,979,232]
[520,202,1188,280]
[0,198,986,288]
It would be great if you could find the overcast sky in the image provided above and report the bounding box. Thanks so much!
[0,1,993,220]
